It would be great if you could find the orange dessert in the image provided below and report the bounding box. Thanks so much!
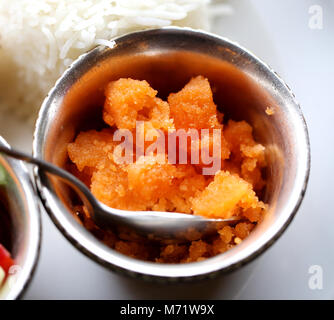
[67,76,267,263]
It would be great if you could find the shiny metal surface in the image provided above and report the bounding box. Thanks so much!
[0,144,239,241]
[0,137,41,299]
[33,27,310,280]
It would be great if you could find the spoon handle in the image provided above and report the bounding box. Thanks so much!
[0,145,97,214]
[0,145,241,241]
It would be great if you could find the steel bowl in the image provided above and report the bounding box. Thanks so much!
[0,137,41,299]
[33,27,310,281]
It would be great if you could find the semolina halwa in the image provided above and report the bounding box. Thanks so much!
[67,76,267,263]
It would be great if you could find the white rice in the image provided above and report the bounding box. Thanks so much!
[0,0,230,121]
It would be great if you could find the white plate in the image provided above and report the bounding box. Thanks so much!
[1,0,333,299]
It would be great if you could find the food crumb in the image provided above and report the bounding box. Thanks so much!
[265,106,275,115]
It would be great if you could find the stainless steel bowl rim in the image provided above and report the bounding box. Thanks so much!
[0,137,41,298]
[33,27,310,281]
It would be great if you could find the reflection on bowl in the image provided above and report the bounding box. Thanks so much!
[0,137,41,299]
[33,27,310,281]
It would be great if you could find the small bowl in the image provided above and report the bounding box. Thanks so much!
[33,27,310,281]
[0,137,41,299]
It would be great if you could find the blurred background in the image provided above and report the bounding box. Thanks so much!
[1,0,333,299]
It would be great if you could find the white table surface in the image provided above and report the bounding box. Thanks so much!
[1,0,333,299]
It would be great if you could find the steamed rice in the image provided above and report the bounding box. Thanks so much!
[0,0,218,121]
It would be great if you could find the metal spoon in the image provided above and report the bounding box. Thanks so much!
[0,145,240,241]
